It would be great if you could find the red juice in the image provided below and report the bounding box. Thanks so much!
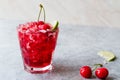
[17,22,59,73]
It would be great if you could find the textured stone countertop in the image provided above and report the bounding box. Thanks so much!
[0,20,120,80]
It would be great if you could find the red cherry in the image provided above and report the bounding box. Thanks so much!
[80,66,92,78]
[95,67,109,79]
[39,24,51,30]
[37,21,44,25]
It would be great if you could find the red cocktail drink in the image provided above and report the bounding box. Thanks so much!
[17,21,59,73]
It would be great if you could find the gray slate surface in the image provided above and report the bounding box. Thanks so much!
[0,20,120,80]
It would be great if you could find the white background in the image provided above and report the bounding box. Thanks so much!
[0,0,120,27]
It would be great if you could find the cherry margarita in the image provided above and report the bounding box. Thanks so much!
[17,4,59,73]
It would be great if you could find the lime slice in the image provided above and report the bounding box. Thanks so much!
[98,51,116,62]
[52,21,59,31]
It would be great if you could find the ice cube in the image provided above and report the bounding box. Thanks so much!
[39,30,47,33]
[26,42,30,49]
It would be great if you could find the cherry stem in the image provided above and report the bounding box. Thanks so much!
[42,5,46,22]
[37,4,46,22]
[37,4,42,21]
[92,64,103,72]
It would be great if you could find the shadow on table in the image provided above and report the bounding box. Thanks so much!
[106,77,116,80]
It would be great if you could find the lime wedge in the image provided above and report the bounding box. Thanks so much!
[98,51,116,62]
[52,21,59,31]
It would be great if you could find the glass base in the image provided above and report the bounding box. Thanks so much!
[24,64,53,74]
